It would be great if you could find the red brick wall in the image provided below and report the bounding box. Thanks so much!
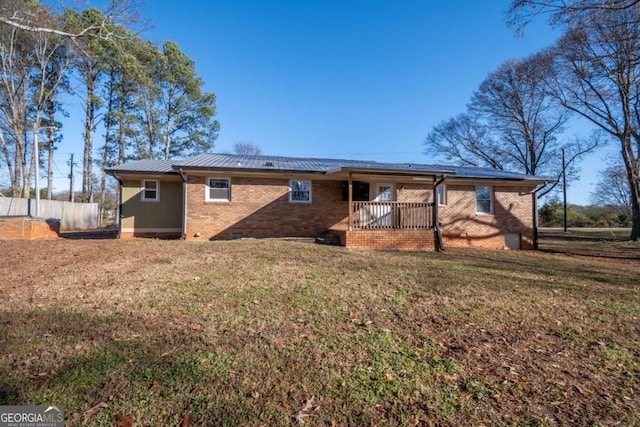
[344,229,437,251]
[185,176,349,240]
[439,184,536,250]
[184,175,537,250]
[396,183,431,203]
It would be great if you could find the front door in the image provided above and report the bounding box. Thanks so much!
[371,183,393,227]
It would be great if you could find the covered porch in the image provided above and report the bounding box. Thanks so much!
[326,171,443,251]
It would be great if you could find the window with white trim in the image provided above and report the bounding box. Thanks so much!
[476,185,493,214]
[206,178,231,201]
[141,179,159,201]
[436,185,446,205]
[289,180,311,203]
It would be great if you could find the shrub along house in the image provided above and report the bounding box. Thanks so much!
[105,153,550,251]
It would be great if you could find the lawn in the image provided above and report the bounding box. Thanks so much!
[0,232,638,426]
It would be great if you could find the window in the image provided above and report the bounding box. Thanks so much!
[290,180,311,203]
[141,179,159,201]
[342,181,370,201]
[476,186,493,214]
[436,185,446,205]
[206,178,230,201]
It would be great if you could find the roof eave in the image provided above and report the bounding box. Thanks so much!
[104,169,178,177]
[445,176,552,185]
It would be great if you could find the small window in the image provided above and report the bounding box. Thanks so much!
[207,178,230,201]
[436,185,446,206]
[476,186,493,214]
[141,179,159,201]
[290,180,311,203]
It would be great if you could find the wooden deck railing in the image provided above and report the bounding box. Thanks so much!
[351,201,434,230]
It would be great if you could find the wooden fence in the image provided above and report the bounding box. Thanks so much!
[0,197,99,231]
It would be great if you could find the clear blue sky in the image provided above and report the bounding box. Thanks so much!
[50,0,616,204]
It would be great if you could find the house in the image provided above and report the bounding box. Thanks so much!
[105,153,550,251]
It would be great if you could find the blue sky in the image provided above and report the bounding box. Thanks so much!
[49,0,615,204]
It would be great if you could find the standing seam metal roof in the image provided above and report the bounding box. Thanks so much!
[106,153,551,182]
[104,159,176,174]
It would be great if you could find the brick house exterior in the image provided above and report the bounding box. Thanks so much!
[106,154,549,251]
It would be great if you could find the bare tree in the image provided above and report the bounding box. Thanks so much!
[233,141,262,156]
[0,0,141,42]
[0,0,70,197]
[590,157,632,218]
[542,6,640,240]
[425,53,597,197]
[507,0,640,35]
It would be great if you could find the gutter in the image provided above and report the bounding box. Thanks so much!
[178,168,187,240]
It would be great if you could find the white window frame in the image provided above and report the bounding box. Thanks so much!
[436,185,447,206]
[206,177,231,202]
[141,179,159,202]
[289,180,312,203]
[476,185,493,214]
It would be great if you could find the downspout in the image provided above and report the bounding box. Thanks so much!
[113,173,123,239]
[433,175,446,251]
[532,182,548,250]
[178,168,187,240]
[348,172,353,231]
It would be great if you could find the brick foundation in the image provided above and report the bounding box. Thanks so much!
[0,217,60,240]
[442,233,534,250]
[343,229,437,251]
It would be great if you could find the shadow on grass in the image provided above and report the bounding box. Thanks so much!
[59,229,119,240]
[538,231,640,261]
[0,307,259,425]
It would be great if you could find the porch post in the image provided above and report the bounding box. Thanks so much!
[348,172,353,231]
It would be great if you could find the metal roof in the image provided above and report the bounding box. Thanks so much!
[106,153,551,182]
[449,165,548,181]
[173,153,457,176]
[105,159,177,175]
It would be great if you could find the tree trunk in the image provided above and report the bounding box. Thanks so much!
[621,132,640,241]
[164,115,171,160]
[627,165,640,241]
[19,132,30,199]
[99,71,115,209]
[0,132,15,197]
[46,126,55,200]
[118,114,126,165]
[83,71,97,203]
[164,90,173,160]
[13,142,22,197]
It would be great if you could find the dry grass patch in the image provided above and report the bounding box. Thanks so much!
[0,233,638,426]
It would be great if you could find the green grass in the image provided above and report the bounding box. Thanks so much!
[0,232,638,426]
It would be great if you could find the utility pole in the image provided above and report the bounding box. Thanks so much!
[68,153,76,202]
[33,124,40,217]
[562,147,568,233]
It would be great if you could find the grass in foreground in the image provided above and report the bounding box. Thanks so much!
[0,232,638,426]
